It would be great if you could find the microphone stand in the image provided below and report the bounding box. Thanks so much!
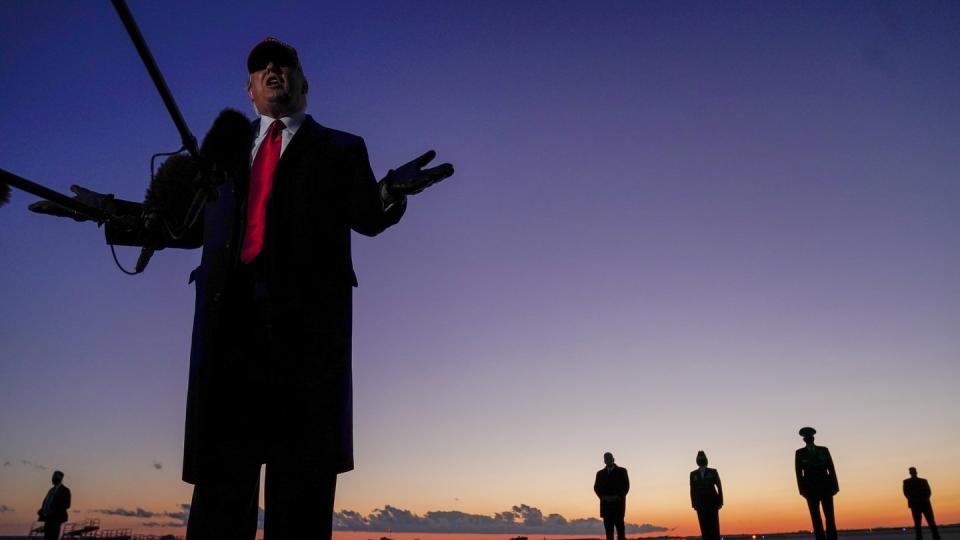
[112,0,221,272]
[0,168,108,223]
[111,0,201,161]
[2,1,218,273]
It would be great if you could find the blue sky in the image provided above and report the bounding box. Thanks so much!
[2,1,959,535]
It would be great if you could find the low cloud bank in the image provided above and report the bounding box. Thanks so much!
[94,504,189,527]
[94,502,670,534]
[333,503,670,534]
[95,507,160,518]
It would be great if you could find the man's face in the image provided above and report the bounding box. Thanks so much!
[51,472,62,485]
[803,434,815,445]
[247,60,308,117]
[603,453,614,466]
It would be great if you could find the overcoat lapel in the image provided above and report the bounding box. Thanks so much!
[274,115,330,180]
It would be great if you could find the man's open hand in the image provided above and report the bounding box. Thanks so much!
[383,150,454,198]
[28,185,115,222]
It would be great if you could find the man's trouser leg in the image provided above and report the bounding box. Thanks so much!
[698,508,720,540]
[710,509,722,540]
[615,517,626,540]
[186,462,261,540]
[921,504,940,540]
[806,496,826,540]
[697,509,710,539]
[43,521,61,540]
[263,459,337,540]
[603,515,615,540]
[912,508,924,540]
[822,495,837,540]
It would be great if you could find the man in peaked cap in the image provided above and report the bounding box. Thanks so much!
[795,427,840,540]
[690,450,723,540]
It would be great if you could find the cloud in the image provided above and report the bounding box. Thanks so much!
[164,504,190,525]
[93,502,670,535]
[152,461,163,470]
[95,507,162,518]
[96,504,192,528]
[20,459,47,471]
[0,505,14,513]
[332,504,670,534]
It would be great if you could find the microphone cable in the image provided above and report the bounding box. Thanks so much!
[109,145,185,275]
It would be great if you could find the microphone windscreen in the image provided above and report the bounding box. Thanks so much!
[201,108,254,181]
[142,109,252,228]
[144,153,199,227]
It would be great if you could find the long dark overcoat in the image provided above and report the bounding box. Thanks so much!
[107,110,404,483]
[594,465,630,519]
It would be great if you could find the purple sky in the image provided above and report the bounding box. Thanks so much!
[1,1,958,535]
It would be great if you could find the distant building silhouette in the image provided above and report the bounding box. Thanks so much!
[903,467,940,540]
[690,450,723,540]
[795,427,838,540]
[36,470,70,540]
[594,452,630,540]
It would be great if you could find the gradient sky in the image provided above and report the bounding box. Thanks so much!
[1,0,959,537]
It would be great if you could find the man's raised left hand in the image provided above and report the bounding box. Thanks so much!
[382,150,454,199]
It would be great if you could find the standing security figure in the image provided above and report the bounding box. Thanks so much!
[594,452,630,540]
[795,427,839,540]
[36,470,71,540]
[690,450,723,540]
[903,467,941,540]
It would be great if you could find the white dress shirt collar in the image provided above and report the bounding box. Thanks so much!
[257,111,306,137]
[252,111,306,159]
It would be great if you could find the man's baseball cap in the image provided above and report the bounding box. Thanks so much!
[799,426,816,437]
[247,37,301,73]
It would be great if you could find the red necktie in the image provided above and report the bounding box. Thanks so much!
[241,119,284,264]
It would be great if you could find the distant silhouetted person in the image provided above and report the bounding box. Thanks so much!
[903,467,940,540]
[690,451,723,540]
[594,452,630,540]
[795,427,838,540]
[37,470,71,540]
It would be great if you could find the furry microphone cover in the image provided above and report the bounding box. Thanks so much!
[144,109,253,230]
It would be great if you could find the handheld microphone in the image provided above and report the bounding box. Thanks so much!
[135,211,160,273]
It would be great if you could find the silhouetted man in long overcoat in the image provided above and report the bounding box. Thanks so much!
[31,37,452,540]
[903,467,941,540]
[795,427,839,540]
[595,452,630,540]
